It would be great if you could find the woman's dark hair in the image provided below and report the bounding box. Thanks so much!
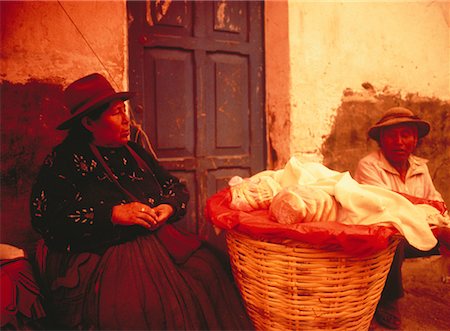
[64,102,110,144]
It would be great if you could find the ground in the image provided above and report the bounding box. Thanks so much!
[371,255,450,331]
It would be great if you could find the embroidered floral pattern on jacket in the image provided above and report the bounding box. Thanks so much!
[129,171,144,182]
[32,190,47,217]
[75,192,82,202]
[97,173,109,181]
[31,141,189,251]
[162,178,177,197]
[163,179,175,189]
[68,207,95,225]
[74,154,97,176]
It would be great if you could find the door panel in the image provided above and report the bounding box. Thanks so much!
[145,0,192,34]
[143,49,195,157]
[128,0,265,251]
[206,53,249,154]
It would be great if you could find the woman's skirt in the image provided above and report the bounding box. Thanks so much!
[36,234,253,330]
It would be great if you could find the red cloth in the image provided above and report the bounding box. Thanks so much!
[156,224,201,264]
[395,191,448,215]
[0,258,46,328]
[206,188,399,256]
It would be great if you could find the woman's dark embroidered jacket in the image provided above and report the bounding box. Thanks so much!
[30,139,189,253]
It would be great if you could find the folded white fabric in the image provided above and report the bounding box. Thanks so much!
[229,156,442,251]
[229,175,281,211]
[333,172,437,251]
[270,185,338,224]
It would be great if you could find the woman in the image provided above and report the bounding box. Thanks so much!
[30,73,253,330]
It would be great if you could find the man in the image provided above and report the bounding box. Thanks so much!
[354,106,447,329]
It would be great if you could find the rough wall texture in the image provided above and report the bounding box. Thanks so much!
[263,0,450,205]
[1,1,128,87]
[0,1,127,253]
[281,1,449,167]
[1,80,66,253]
[264,0,292,168]
[322,85,450,206]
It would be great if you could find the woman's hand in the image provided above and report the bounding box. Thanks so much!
[112,202,159,230]
[153,204,174,223]
[111,202,174,230]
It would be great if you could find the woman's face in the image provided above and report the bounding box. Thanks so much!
[379,123,418,165]
[84,100,130,147]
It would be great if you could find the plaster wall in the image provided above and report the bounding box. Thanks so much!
[264,0,292,166]
[288,1,449,162]
[265,1,449,205]
[1,0,128,88]
[1,0,128,252]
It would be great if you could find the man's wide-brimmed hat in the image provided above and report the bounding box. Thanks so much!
[57,73,133,130]
[368,107,430,141]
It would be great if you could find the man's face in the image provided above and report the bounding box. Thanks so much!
[379,123,418,165]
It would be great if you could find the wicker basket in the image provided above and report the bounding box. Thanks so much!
[226,230,400,331]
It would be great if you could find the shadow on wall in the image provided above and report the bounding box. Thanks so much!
[322,86,450,206]
[1,80,66,254]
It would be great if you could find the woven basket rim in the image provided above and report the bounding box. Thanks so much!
[227,229,402,252]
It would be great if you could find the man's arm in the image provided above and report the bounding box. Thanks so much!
[354,156,447,214]
[394,191,447,215]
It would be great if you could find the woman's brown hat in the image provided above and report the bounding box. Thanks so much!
[57,73,133,130]
[368,107,430,141]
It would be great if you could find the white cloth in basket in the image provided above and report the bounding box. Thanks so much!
[229,156,442,251]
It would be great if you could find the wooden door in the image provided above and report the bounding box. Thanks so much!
[128,0,265,250]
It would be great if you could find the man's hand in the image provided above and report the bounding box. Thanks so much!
[396,191,448,215]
